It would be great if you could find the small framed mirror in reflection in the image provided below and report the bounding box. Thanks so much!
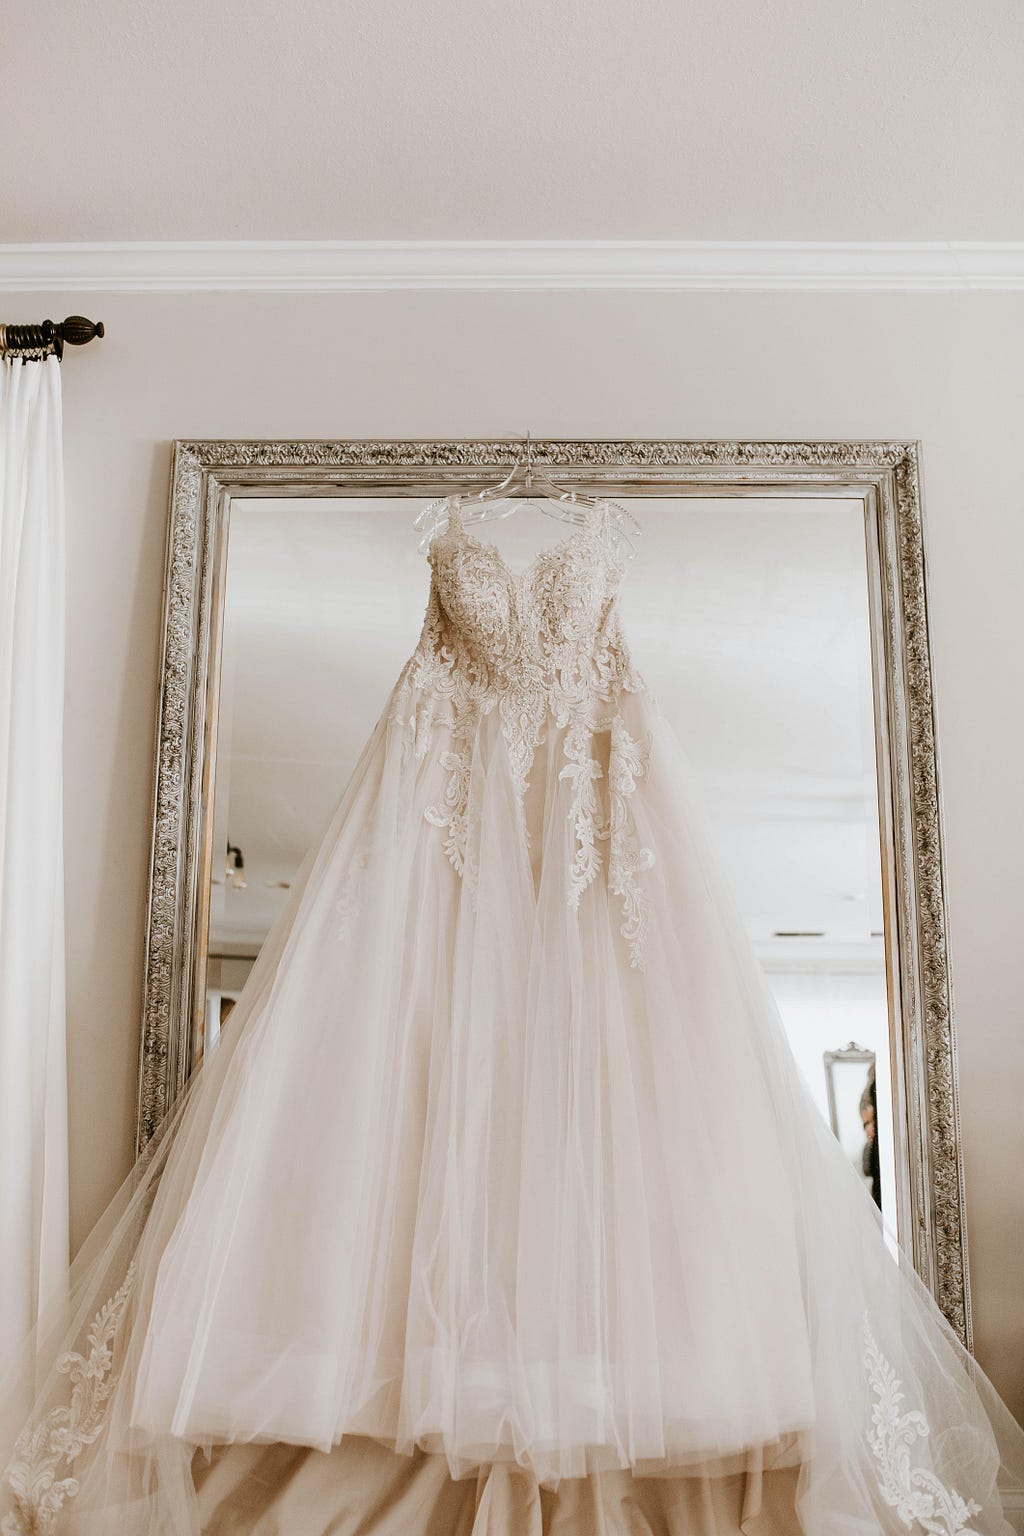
[823,1041,881,1210]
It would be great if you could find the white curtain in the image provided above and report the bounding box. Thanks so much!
[0,355,68,1372]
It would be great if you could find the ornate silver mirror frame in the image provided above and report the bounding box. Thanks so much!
[138,437,969,1348]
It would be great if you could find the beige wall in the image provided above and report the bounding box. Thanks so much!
[14,285,1023,1414]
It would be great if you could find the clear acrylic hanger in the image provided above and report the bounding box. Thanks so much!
[414,436,642,558]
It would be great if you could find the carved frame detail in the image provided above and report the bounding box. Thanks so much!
[139,437,970,1348]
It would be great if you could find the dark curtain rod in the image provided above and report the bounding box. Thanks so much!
[0,315,104,361]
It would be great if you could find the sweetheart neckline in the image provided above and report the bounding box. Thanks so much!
[453,521,600,583]
[443,495,611,584]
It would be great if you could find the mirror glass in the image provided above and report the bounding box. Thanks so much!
[205,494,895,1229]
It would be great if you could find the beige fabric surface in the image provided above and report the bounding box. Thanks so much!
[193,1434,802,1535]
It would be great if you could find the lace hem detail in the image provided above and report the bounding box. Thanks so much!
[862,1315,984,1534]
[3,1264,136,1536]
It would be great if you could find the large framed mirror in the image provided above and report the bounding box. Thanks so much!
[139,438,968,1346]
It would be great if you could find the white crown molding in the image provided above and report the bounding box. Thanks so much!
[2,240,1024,293]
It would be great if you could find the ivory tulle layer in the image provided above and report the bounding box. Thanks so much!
[127,691,819,1479]
[2,660,1023,1532]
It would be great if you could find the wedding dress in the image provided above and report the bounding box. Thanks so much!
[2,494,1023,1536]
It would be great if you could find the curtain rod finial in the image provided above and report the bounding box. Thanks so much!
[60,316,104,347]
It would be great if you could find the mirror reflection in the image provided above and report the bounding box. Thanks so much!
[205,494,894,1229]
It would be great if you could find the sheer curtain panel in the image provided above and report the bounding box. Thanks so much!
[0,355,68,1372]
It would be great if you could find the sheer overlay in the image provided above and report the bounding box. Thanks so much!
[2,497,1022,1535]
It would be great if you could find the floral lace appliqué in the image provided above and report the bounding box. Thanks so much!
[390,501,655,965]
[560,717,654,968]
[862,1315,983,1535]
[605,719,655,967]
[3,1263,136,1536]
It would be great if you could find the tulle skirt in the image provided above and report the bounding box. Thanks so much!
[2,678,1022,1535]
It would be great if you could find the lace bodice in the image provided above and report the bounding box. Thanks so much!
[403,495,646,756]
[421,497,640,708]
[391,497,654,966]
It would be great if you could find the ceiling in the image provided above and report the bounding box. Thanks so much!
[4,0,1023,243]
